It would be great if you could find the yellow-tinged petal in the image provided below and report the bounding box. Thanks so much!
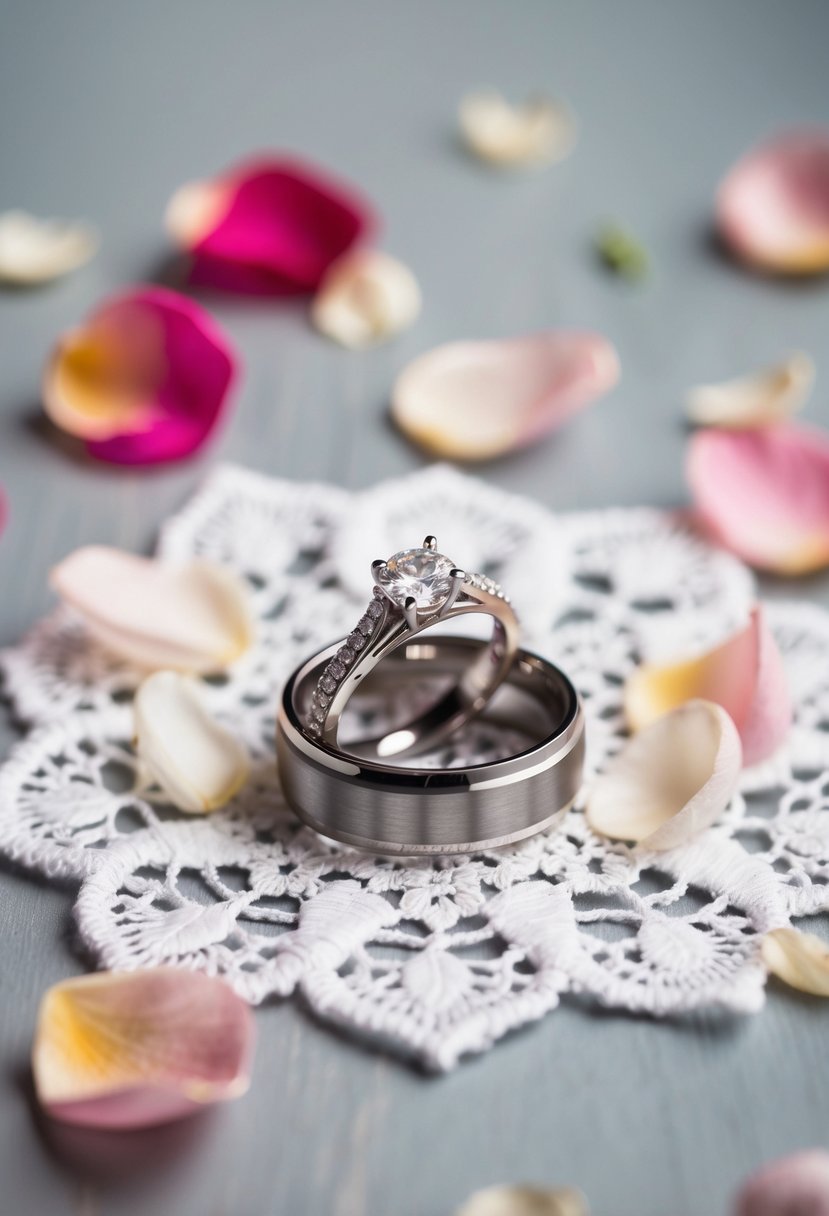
[459,91,576,168]
[587,700,741,849]
[762,927,829,996]
[624,607,791,766]
[33,969,254,1128]
[50,546,254,673]
[134,671,249,812]
[311,250,421,348]
[456,1185,588,1216]
[687,352,814,429]
[0,210,97,285]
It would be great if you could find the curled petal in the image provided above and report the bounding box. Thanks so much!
[735,1151,829,1216]
[687,353,814,428]
[391,331,619,461]
[311,250,421,348]
[33,969,254,1129]
[587,700,741,849]
[134,672,249,812]
[459,91,576,167]
[688,425,829,575]
[717,129,829,274]
[0,210,98,285]
[166,156,374,294]
[50,546,253,673]
[456,1185,588,1216]
[43,287,237,465]
[762,927,829,996]
[624,607,791,766]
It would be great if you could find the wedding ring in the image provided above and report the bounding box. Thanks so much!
[305,536,520,760]
[278,636,585,855]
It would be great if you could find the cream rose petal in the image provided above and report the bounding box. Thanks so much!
[311,250,421,348]
[50,546,254,673]
[459,91,576,167]
[687,352,815,428]
[624,606,791,766]
[761,927,829,996]
[456,1185,588,1216]
[134,671,250,813]
[586,700,741,849]
[32,968,254,1129]
[0,210,98,285]
[391,331,619,461]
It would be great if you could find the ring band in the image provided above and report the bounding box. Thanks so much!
[278,636,585,856]
[305,536,520,760]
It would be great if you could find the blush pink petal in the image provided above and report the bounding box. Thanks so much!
[391,330,619,461]
[688,425,829,575]
[624,607,792,767]
[44,287,238,466]
[717,128,829,274]
[33,969,254,1130]
[735,1151,829,1216]
[167,157,375,295]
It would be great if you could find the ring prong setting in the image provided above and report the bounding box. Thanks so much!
[423,535,438,551]
[371,559,387,586]
[403,596,418,630]
[439,568,466,616]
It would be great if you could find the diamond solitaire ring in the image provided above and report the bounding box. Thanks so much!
[305,536,520,759]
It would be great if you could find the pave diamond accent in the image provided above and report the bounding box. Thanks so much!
[306,592,387,737]
[377,547,456,609]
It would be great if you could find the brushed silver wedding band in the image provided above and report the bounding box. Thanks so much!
[277,636,585,855]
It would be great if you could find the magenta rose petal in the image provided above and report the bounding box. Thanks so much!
[166,157,376,295]
[43,287,238,466]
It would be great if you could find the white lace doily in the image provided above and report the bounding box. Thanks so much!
[2,463,828,1071]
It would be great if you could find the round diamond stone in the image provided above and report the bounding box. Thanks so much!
[378,547,456,609]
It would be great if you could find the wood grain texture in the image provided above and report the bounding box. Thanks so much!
[1,1,828,1214]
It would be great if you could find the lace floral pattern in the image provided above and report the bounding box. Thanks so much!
[1,464,827,1070]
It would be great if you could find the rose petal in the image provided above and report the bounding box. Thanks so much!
[50,546,253,673]
[0,210,98,285]
[688,424,829,575]
[456,1185,588,1216]
[587,700,741,849]
[735,1151,829,1216]
[311,249,421,348]
[687,353,815,428]
[718,128,829,274]
[32,969,254,1129]
[391,331,619,461]
[43,287,237,465]
[459,91,576,167]
[762,927,829,996]
[134,672,249,812]
[166,156,375,295]
[624,607,791,766]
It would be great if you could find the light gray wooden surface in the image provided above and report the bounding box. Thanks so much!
[1,2,828,1214]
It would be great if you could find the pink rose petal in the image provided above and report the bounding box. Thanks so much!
[166,156,375,295]
[33,969,254,1130]
[718,128,829,274]
[688,425,829,575]
[43,287,238,466]
[735,1150,829,1216]
[625,606,792,767]
[391,330,620,461]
